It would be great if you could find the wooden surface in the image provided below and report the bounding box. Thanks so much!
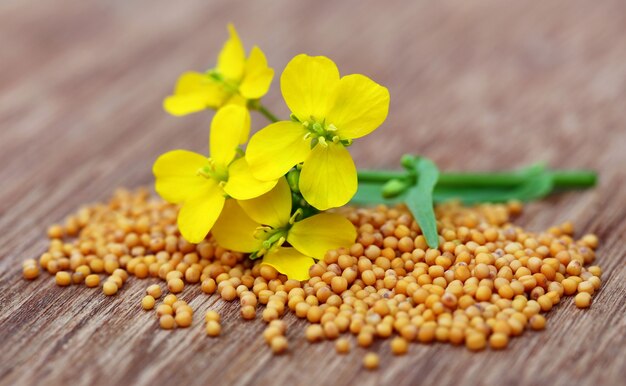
[1,1,625,385]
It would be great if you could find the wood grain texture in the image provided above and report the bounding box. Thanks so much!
[0,1,625,385]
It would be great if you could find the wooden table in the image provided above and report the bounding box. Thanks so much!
[1,1,624,385]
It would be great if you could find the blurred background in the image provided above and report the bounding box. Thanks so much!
[0,0,624,212]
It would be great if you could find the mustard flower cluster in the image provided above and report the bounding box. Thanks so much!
[154,24,389,279]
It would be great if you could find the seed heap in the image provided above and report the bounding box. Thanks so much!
[22,188,603,367]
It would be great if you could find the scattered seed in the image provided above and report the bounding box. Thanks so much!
[363,353,379,370]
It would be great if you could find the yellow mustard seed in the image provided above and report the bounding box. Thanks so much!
[205,310,220,323]
[25,189,605,361]
[489,333,508,350]
[146,284,162,299]
[270,336,288,354]
[159,314,175,330]
[206,321,221,337]
[85,274,100,288]
[390,337,409,355]
[167,278,184,294]
[175,311,192,328]
[163,294,177,306]
[335,338,351,354]
[305,324,324,343]
[141,295,155,310]
[363,353,379,370]
[103,281,118,296]
[47,224,64,239]
[23,265,40,280]
[575,292,591,308]
[241,305,256,320]
[156,304,173,317]
[55,271,71,287]
[263,326,283,344]
[529,314,546,330]
[465,333,486,351]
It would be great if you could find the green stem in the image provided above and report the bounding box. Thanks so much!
[357,169,596,189]
[256,104,279,123]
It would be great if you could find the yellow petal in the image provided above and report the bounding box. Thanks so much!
[326,74,390,139]
[209,105,250,167]
[223,157,278,200]
[280,54,339,121]
[299,142,357,210]
[163,94,210,116]
[177,180,225,243]
[238,177,291,228]
[246,121,311,181]
[217,24,246,82]
[153,150,210,203]
[163,72,226,115]
[239,46,274,100]
[262,247,314,281]
[287,213,356,260]
[212,199,263,252]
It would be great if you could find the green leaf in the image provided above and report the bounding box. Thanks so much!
[405,158,439,249]
[432,165,554,204]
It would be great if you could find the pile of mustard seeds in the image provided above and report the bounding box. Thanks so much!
[22,188,603,366]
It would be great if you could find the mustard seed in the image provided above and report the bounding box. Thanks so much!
[23,265,39,280]
[335,338,350,354]
[529,314,546,330]
[167,278,184,294]
[163,294,177,306]
[142,295,155,310]
[206,321,221,337]
[156,304,173,317]
[55,271,71,286]
[221,285,237,301]
[241,305,256,320]
[363,353,379,370]
[103,281,118,296]
[263,326,283,344]
[465,333,486,351]
[489,333,508,350]
[205,310,220,323]
[159,314,175,330]
[305,324,324,343]
[146,284,162,299]
[575,292,591,308]
[270,336,288,354]
[390,337,409,355]
[84,274,99,288]
[175,311,192,328]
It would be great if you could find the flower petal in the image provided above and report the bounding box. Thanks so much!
[262,247,314,281]
[299,142,357,210]
[280,54,339,121]
[239,46,274,100]
[177,181,225,243]
[210,105,250,167]
[287,213,356,260]
[238,177,291,228]
[326,74,390,139]
[163,72,226,116]
[217,24,246,82]
[212,199,263,252]
[224,157,277,200]
[163,94,210,116]
[153,150,210,203]
[246,121,311,181]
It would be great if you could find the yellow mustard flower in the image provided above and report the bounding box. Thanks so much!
[245,54,390,210]
[212,177,356,280]
[153,105,277,243]
[163,24,274,116]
